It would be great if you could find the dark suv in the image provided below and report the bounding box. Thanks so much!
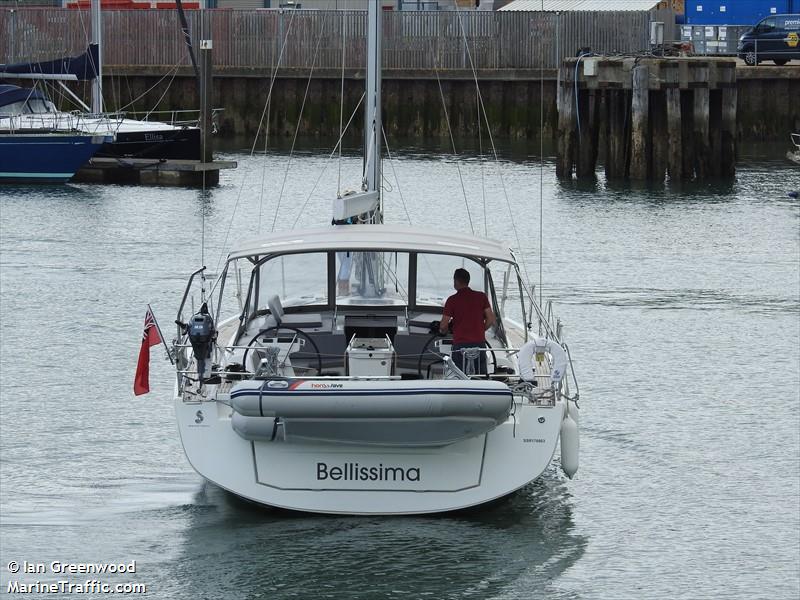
[738,14,800,65]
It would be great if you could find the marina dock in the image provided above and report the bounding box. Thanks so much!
[72,157,237,186]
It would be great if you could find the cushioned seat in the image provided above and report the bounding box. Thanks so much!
[268,295,323,329]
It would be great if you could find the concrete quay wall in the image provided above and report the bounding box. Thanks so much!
[94,66,799,143]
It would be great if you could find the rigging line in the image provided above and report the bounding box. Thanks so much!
[454,5,532,286]
[539,3,545,307]
[271,16,328,233]
[115,62,183,113]
[200,12,208,301]
[289,91,365,230]
[337,12,346,198]
[477,83,486,237]
[380,125,413,227]
[143,57,188,121]
[257,112,271,234]
[433,57,474,235]
[248,7,297,158]
[381,124,436,282]
[255,9,298,234]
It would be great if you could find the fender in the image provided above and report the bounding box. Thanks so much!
[517,337,568,387]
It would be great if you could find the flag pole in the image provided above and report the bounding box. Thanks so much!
[148,304,175,365]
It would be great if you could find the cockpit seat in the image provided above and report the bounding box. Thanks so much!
[267,295,323,329]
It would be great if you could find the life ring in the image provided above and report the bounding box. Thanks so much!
[518,337,568,387]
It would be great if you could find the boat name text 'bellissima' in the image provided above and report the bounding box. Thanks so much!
[316,462,420,482]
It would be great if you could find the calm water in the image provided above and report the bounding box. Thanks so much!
[1,141,798,599]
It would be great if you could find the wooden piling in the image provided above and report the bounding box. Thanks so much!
[708,90,723,178]
[651,90,668,184]
[605,90,628,180]
[629,64,650,180]
[576,89,599,178]
[662,63,683,181]
[693,86,711,180]
[681,90,695,181]
[719,64,737,178]
[556,65,576,180]
[556,56,737,183]
[666,89,683,181]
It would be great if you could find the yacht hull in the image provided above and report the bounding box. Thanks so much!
[0,133,108,183]
[94,127,202,160]
[174,394,564,515]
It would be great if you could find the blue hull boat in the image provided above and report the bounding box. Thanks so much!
[0,133,110,184]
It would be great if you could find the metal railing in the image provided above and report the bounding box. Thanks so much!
[0,110,125,133]
[123,107,223,128]
[1,7,673,71]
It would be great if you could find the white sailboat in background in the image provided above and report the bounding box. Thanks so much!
[170,2,580,515]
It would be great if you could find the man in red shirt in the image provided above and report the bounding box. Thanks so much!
[439,268,496,375]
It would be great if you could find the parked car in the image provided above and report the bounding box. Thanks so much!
[737,13,800,65]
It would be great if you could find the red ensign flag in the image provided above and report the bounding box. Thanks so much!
[134,307,162,396]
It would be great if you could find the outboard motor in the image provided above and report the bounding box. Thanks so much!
[187,302,216,382]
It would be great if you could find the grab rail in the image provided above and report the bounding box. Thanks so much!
[176,266,207,329]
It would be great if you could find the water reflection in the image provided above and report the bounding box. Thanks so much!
[558,176,737,203]
[169,473,587,600]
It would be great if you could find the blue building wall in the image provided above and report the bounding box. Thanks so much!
[685,1,795,25]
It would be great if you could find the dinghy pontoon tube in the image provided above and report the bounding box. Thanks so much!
[230,378,513,447]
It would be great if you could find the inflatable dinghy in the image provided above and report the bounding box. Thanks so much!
[230,378,513,447]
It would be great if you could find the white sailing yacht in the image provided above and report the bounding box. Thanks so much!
[171,3,579,515]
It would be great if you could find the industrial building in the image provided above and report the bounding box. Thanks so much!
[498,0,667,10]
[683,0,796,25]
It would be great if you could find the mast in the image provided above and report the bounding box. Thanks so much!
[364,0,382,213]
[332,1,382,225]
[90,0,103,114]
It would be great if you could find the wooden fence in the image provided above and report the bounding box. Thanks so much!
[1,8,674,72]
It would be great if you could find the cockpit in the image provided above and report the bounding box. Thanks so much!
[175,225,537,388]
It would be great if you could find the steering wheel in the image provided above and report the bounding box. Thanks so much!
[416,334,497,378]
[241,326,322,376]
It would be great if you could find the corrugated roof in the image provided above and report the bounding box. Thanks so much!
[499,0,661,11]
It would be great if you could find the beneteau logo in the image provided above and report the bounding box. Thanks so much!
[317,462,420,482]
